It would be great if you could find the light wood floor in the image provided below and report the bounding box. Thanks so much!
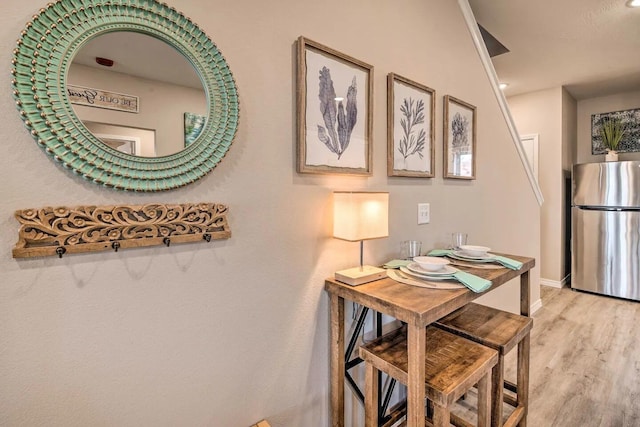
[452,286,640,426]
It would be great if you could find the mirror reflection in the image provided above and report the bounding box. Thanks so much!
[68,32,207,157]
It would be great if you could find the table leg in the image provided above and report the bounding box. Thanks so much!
[520,270,530,317]
[518,269,531,427]
[330,294,345,427]
[406,323,426,427]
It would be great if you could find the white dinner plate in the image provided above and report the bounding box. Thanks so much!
[451,250,497,262]
[407,262,458,276]
[387,270,465,290]
[400,266,456,281]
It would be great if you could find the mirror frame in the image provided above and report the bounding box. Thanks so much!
[11,0,239,191]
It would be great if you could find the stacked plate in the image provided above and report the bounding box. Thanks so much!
[400,262,458,281]
[449,245,496,263]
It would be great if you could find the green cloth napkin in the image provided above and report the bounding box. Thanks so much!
[427,249,453,257]
[452,270,492,293]
[382,259,412,269]
[428,249,523,270]
[492,255,523,270]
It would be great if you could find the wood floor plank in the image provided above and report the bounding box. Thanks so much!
[521,287,640,426]
[449,286,640,426]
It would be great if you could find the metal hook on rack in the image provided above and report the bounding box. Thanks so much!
[112,241,120,252]
[55,247,66,258]
[203,233,211,242]
[163,237,171,247]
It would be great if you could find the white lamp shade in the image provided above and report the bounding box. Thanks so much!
[333,192,389,242]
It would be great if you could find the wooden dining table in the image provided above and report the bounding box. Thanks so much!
[325,253,535,427]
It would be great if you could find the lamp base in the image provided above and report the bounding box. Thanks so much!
[335,265,386,286]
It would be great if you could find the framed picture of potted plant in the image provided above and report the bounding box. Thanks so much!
[296,36,373,175]
[591,108,640,157]
[444,95,476,179]
[387,73,435,178]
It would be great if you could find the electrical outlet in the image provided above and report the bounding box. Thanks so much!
[418,203,430,224]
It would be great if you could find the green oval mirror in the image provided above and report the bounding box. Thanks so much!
[12,0,239,191]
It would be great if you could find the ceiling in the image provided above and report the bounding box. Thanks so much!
[468,0,640,100]
[72,32,203,90]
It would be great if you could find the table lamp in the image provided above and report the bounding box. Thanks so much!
[333,191,389,286]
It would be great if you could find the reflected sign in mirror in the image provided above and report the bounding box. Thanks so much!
[12,0,239,192]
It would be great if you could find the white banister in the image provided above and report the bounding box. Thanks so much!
[457,0,544,206]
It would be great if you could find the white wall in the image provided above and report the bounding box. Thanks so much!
[0,1,540,426]
[508,88,565,283]
[577,89,640,164]
[562,88,577,172]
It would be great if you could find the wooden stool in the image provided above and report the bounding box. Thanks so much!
[434,303,533,427]
[359,326,498,427]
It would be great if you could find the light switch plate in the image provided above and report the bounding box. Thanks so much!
[418,203,430,224]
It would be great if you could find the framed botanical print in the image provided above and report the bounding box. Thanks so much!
[444,95,476,179]
[387,73,435,177]
[296,36,373,175]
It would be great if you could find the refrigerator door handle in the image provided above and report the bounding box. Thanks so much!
[576,206,640,212]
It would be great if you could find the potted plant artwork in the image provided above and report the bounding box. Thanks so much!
[600,117,626,161]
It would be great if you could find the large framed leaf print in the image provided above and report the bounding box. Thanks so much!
[296,36,373,175]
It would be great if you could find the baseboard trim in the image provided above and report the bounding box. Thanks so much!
[540,274,570,289]
[540,279,562,288]
[530,298,543,315]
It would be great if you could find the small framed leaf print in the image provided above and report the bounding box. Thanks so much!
[387,73,435,177]
[296,36,373,175]
[444,95,476,179]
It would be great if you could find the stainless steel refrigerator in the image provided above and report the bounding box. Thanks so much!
[572,161,640,301]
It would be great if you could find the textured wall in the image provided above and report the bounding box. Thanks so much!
[0,1,540,426]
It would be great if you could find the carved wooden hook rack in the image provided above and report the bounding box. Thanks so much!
[12,202,231,259]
